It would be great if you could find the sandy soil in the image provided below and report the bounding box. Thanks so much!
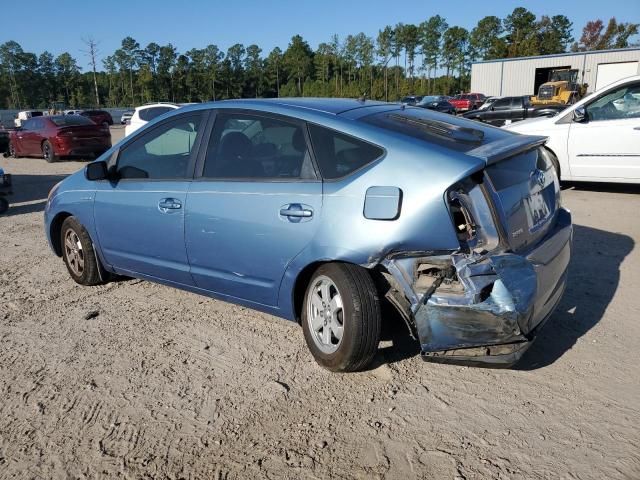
[1,127,639,479]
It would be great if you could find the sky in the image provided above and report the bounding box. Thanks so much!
[2,0,639,70]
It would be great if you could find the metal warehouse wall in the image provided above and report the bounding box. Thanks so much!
[471,49,640,97]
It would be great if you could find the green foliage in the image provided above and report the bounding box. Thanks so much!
[0,11,637,109]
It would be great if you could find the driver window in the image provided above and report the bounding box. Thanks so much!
[116,113,203,179]
[202,112,316,180]
[587,82,640,121]
[493,98,511,110]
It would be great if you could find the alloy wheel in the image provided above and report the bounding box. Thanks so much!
[64,228,84,277]
[306,275,344,354]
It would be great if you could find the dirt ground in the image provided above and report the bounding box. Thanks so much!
[1,126,639,479]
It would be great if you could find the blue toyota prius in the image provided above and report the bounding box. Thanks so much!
[44,98,572,372]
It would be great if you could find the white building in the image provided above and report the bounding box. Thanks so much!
[470,47,640,97]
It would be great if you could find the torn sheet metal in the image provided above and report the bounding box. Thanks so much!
[415,254,537,352]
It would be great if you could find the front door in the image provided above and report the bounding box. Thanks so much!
[15,118,40,155]
[94,111,206,285]
[185,110,322,307]
[568,80,640,181]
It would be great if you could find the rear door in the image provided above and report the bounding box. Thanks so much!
[567,80,640,181]
[185,110,322,307]
[94,111,206,285]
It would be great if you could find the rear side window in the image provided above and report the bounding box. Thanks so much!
[139,106,174,121]
[307,124,383,180]
[203,112,315,179]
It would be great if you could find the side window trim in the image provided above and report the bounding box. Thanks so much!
[114,110,209,182]
[194,108,320,183]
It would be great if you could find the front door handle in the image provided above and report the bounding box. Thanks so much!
[158,198,182,213]
[279,203,313,222]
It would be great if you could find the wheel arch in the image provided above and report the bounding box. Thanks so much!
[291,260,383,324]
[49,211,73,256]
[543,145,561,179]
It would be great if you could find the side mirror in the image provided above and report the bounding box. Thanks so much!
[490,106,495,111]
[573,106,587,123]
[85,160,109,181]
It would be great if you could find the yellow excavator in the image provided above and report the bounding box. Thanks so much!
[531,69,587,106]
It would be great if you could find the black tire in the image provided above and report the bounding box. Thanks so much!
[301,263,381,372]
[8,141,18,158]
[42,140,58,163]
[0,197,8,214]
[60,216,104,286]
[545,148,561,180]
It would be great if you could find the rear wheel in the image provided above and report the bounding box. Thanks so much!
[8,142,17,158]
[61,216,104,286]
[42,140,58,163]
[301,263,381,372]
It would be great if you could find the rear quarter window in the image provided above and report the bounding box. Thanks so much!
[307,124,383,180]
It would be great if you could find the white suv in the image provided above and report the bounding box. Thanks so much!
[124,103,180,137]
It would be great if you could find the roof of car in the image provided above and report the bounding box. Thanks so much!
[206,98,392,115]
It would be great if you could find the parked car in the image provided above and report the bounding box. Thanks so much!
[80,109,114,126]
[400,95,424,106]
[450,93,486,112]
[14,110,43,128]
[0,166,11,214]
[125,103,181,136]
[463,96,565,126]
[45,98,571,372]
[120,110,134,125]
[505,75,640,183]
[9,115,111,162]
[416,95,456,114]
[63,109,84,116]
[0,125,9,153]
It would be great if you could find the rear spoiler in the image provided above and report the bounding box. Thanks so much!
[466,134,548,165]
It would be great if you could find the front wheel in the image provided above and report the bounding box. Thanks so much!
[60,216,105,286]
[8,142,17,158]
[42,140,58,163]
[302,263,381,372]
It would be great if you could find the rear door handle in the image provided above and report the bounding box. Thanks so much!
[158,198,182,213]
[279,203,313,222]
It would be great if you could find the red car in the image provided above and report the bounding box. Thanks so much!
[9,115,111,162]
[450,93,486,112]
[80,109,114,126]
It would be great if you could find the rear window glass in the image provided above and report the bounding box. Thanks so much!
[360,109,483,152]
[307,124,383,180]
[486,147,549,190]
[139,106,174,121]
[50,115,94,126]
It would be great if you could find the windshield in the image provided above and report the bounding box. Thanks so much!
[50,115,94,126]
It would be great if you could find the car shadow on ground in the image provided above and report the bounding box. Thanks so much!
[375,223,634,370]
[561,181,640,195]
[1,173,68,217]
[517,223,633,369]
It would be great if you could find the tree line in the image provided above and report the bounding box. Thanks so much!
[0,8,637,110]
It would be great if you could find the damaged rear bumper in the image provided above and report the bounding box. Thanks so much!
[385,208,572,367]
